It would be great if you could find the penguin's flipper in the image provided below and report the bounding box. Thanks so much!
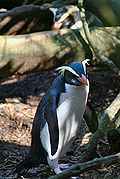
[44,99,59,156]
[84,101,98,133]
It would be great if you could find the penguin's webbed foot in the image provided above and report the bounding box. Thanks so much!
[54,164,79,179]
[59,163,70,169]
[54,167,62,174]
[54,163,70,174]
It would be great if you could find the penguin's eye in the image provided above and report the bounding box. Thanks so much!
[69,72,76,79]
[65,71,77,80]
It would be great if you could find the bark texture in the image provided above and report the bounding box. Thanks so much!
[1,27,120,76]
[0,29,92,76]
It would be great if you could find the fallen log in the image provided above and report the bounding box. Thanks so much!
[0,29,92,76]
[0,27,120,76]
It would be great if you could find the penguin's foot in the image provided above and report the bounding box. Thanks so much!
[54,167,62,174]
[54,164,70,174]
[54,164,78,179]
[59,163,70,169]
[59,164,79,179]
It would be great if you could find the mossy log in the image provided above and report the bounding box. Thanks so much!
[80,93,120,162]
[0,27,120,76]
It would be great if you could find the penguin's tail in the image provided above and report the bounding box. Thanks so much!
[14,111,48,175]
[14,154,34,174]
[14,136,47,174]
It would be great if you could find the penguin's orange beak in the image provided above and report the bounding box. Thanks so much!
[51,21,62,30]
[77,74,88,86]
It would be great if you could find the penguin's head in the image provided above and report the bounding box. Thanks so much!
[51,5,104,30]
[56,59,89,86]
[51,6,80,30]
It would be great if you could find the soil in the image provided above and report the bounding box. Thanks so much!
[0,67,120,178]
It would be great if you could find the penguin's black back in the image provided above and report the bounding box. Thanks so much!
[14,75,65,174]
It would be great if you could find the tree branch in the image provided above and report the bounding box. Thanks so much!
[80,93,120,162]
[49,152,120,179]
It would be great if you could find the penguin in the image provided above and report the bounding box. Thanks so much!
[51,5,104,30]
[15,60,90,175]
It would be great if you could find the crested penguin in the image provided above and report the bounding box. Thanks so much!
[51,5,104,30]
[15,60,90,175]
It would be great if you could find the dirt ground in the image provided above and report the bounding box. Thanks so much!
[0,67,120,178]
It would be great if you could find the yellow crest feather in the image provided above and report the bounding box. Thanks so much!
[82,59,90,66]
[55,66,79,77]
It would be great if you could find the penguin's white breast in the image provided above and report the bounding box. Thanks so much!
[56,82,89,156]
